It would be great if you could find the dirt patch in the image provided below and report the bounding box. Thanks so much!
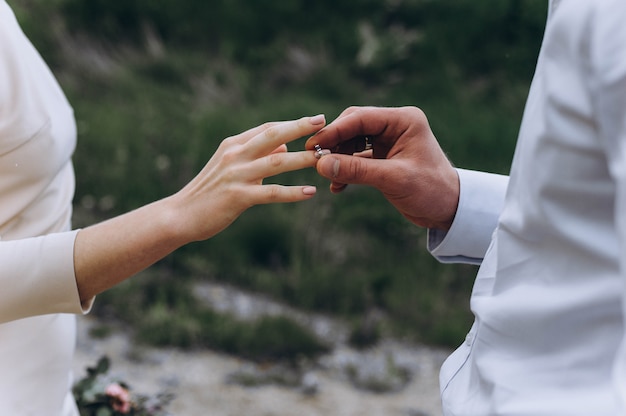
[73,315,447,416]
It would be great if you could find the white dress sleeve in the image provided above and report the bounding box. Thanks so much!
[0,231,92,323]
[427,168,509,264]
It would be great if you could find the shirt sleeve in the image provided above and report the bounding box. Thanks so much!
[0,230,93,324]
[427,168,509,264]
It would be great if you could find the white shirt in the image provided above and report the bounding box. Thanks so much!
[429,0,626,414]
[0,2,89,414]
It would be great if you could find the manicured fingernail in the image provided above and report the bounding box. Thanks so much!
[302,186,317,195]
[332,158,340,178]
[309,114,325,125]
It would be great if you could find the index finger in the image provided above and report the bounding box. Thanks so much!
[332,135,369,155]
[305,107,389,151]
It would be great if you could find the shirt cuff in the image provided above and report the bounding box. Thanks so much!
[428,168,509,264]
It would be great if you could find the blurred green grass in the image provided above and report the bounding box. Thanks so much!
[12,0,546,353]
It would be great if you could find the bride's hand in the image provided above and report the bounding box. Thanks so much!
[170,114,326,242]
[74,114,326,301]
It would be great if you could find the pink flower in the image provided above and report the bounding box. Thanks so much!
[105,383,132,414]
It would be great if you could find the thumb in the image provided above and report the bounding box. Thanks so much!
[316,154,381,188]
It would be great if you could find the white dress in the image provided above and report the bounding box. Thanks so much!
[0,2,90,414]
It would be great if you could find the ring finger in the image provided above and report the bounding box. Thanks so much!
[244,149,321,181]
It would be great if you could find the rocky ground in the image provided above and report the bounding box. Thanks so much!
[73,283,450,416]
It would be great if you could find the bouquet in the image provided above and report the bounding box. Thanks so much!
[73,356,174,416]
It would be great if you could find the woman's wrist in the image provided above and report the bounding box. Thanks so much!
[74,197,188,300]
[152,194,196,247]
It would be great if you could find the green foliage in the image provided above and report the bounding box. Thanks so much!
[95,272,329,362]
[13,0,546,348]
[348,318,382,350]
